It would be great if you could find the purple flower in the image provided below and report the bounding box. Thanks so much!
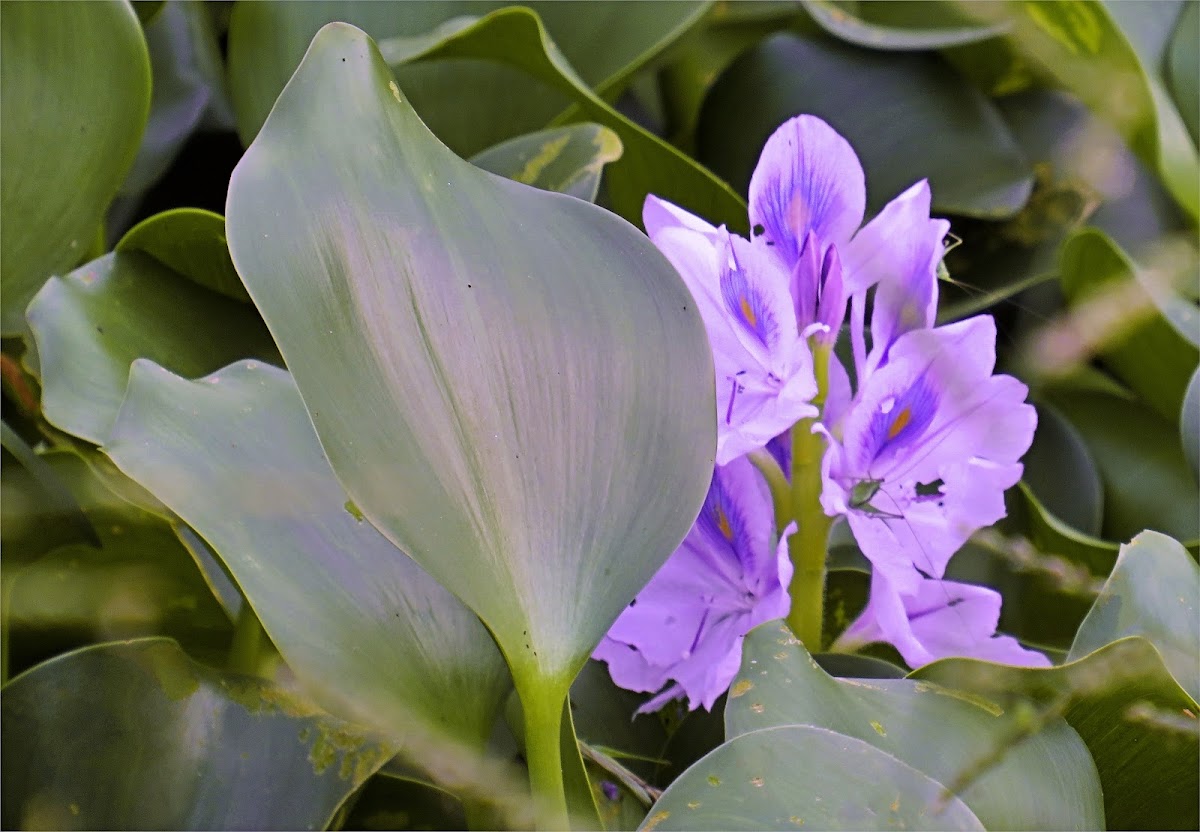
[836,570,1051,668]
[644,116,948,464]
[594,457,795,712]
[820,316,1036,594]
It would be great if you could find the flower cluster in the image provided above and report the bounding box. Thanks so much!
[598,116,1048,712]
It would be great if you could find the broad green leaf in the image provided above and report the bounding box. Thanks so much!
[228,1,708,154]
[117,208,250,302]
[1166,1,1198,147]
[1,638,390,830]
[726,622,1103,829]
[916,636,1199,830]
[642,725,984,831]
[470,124,622,203]
[25,251,277,445]
[697,32,1034,219]
[5,451,232,660]
[388,7,746,228]
[1059,227,1199,421]
[106,360,515,759]
[1069,531,1200,702]
[1023,401,1104,535]
[947,0,1199,219]
[803,0,1011,50]
[1183,366,1200,480]
[1047,387,1200,544]
[225,20,714,719]
[0,0,151,335]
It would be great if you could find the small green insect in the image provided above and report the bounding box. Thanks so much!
[849,478,884,512]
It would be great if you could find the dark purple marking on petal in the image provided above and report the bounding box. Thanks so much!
[721,254,778,349]
[695,468,757,575]
[861,375,939,470]
[600,782,621,802]
[724,371,747,425]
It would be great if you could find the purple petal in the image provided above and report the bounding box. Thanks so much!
[816,244,848,338]
[720,234,798,359]
[842,180,950,298]
[749,116,866,266]
[715,337,817,465]
[644,194,721,241]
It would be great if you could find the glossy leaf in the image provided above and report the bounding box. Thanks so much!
[469,124,622,203]
[0,0,151,335]
[916,636,1199,830]
[642,725,984,831]
[117,208,249,302]
[1,638,390,830]
[1069,531,1200,703]
[224,17,714,787]
[803,0,1011,50]
[107,360,514,757]
[698,32,1033,219]
[1022,401,1104,536]
[25,251,277,445]
[1183,366,1200,480]
[727,622,1104,829]
[1047,388,1200,543]
[1059,227,1199,421]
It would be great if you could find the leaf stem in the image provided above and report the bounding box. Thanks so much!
[786,342,833,650]
[515,673,570,830]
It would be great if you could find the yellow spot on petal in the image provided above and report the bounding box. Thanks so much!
[739,296,757,328]
[644,811,671,831]
[716,507,734,541]
[887,406,912,440]
[730,680,754,698]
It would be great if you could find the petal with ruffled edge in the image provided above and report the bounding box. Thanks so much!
[840,571,1050,668]
[842,180,949,298]
[748,116,866,267]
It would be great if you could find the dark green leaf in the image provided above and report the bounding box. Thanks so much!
[0,0,151,335]
[470,124,622,202]
[698,32,1033,219]
[1023,401,1105,535]
[1,638,390,830]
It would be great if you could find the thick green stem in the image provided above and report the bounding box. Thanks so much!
[227,602,266,676]
[786,342,833,650]
[516,674,570,830]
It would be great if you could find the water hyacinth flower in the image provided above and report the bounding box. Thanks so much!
[644,115,948,464]
[594,458,795,712]
[821,315,1037,594]
[836,571,1051,668]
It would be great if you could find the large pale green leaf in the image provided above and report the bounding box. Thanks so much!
[106,359,514,762]
[916,636,1199,830]
[642,725,984,831]
[947,0,1199,219]
[224,14,714,789]
[25,251,278,445]
[698,32,1033,219]
[725,622,1103,829]
[470,124,622,203]
[803,0,1011,50]
[0,0,151,335]
[1059,227,1199,422]
[1,638,390,830]
[1068,531,1200,702]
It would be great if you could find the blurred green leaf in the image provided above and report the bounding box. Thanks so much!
[470,124,623,202]
[25,251,278,445]
[0,423,98,550]
[106,361,516,776]
[1059,227,1199,421]
[803,0,1011,50]
[1183,366,1200,480]
[724,622,1103,830]
[698,32,1033,219]
[0,0,151,335]
[1069,531,1199,703]
[225,21,714,817]
[946,0,1199,219]
[1047,388,1199,543]
[1,638,390,830]
[117,208,249,302]
[1023,401,1104,535]
[642,724,985,831]
[1166,1,1198,147]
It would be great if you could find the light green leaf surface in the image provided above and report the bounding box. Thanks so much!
[106,359,514,770]
[803,0,1011,50]
[224,21,714,810]
[916,635,1198,831]
[642,724,984,831]
[698,32,1033,218]
[728,622,1103,829]
[0,0,151,335]
[1069,531,1200,703]
[1,638,390,830]
[25,251,278,445]
[1059,227,1199,422]
[117,208,249,302]
[470,124,622,203]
